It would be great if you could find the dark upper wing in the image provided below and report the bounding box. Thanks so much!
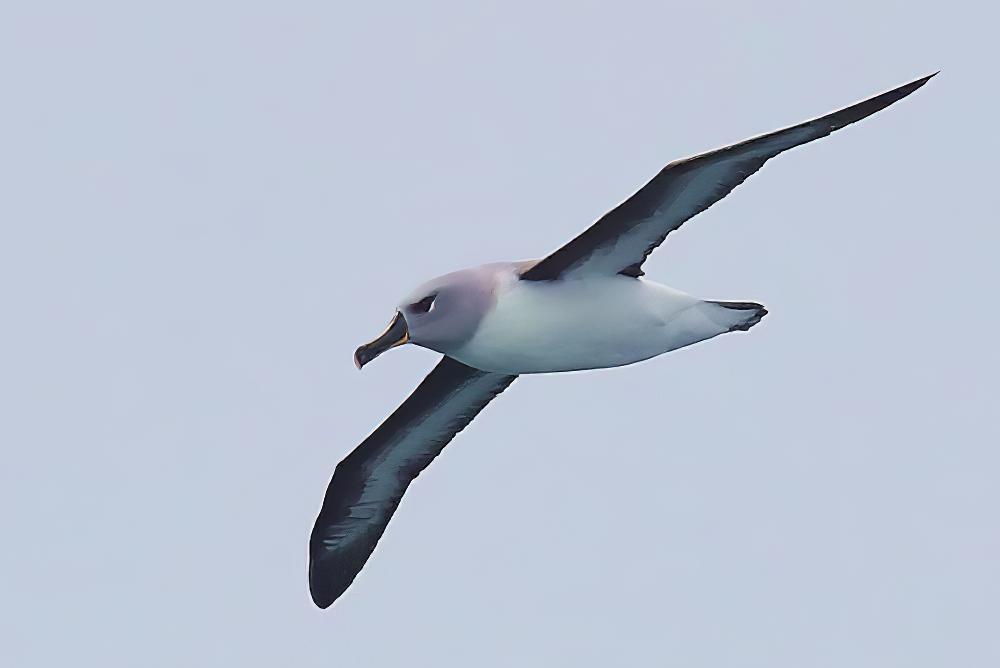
[308,356,517,608]
[520,74,936,281]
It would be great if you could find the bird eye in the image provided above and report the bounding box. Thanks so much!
[410,294,436,313]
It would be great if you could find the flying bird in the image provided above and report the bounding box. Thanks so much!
[309,74,935,608]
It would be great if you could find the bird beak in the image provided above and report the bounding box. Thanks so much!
[354,311,409,369]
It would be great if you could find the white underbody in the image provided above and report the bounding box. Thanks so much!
[450,272,761,374]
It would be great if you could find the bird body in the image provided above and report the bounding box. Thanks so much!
[451,264,764,374]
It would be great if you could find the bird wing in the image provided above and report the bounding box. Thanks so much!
[309,356,517,608]
[519,74,935,282]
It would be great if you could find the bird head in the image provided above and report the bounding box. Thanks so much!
[353,265,500,369]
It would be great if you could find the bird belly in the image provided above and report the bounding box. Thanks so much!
[449,276,725,374]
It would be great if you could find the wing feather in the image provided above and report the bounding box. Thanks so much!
[308,356,516,608]
[520,74,936,281]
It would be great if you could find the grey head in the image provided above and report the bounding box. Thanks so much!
[353,263,511,369]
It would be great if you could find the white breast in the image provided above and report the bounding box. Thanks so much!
[449,274,726,374]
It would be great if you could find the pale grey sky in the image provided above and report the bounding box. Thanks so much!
[1,2,996,666]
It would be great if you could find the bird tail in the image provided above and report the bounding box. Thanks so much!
[704,300,768,332]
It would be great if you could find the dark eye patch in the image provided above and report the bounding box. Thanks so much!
[410,294,436,313]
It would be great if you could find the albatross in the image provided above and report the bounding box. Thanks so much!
[309,73,935,608]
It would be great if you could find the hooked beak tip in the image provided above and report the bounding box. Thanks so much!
[353,312,408,370]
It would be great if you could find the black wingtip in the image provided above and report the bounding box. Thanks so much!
[308,566,349,609]
[911,71,939,88]
[308,540,359,608]
[826,72,938,131]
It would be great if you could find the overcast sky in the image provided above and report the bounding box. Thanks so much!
[2,2,997,666]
